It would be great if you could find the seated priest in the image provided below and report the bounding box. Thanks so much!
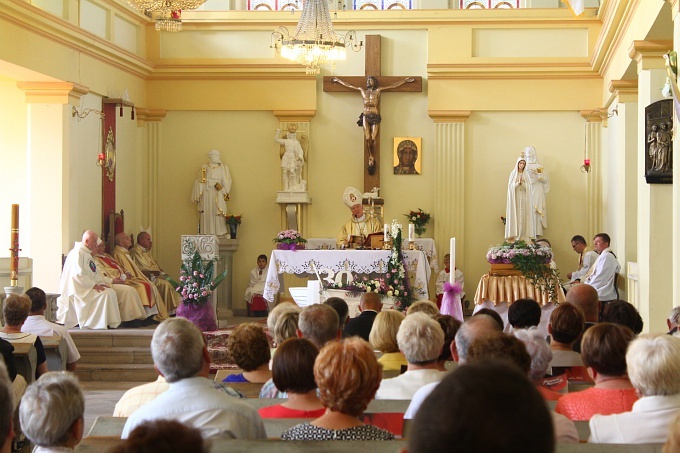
[118,232,180,316]
[94,239,164,323]
[336,186,382,249]
[57,231,143,330]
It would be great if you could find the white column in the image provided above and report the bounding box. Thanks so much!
[609,80,639,301]
[582,111,603,238]
[430,111,470,270]
[136,109,166,259]
[630,41,674,331]
[17,82,89,293]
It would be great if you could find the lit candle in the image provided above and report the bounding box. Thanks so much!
[408,224,415,241]
[449,238,456,285]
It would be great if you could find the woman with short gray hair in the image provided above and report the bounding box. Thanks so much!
[19,372,84,452]
[590,334,680,444]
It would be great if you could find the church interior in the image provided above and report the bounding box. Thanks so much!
[0,0,680,448]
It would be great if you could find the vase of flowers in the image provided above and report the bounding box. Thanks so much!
[404,208,431,237]
[166,251,228,332]
[273,229,307,251]
[225,214,242,239]
[486,240,560,302]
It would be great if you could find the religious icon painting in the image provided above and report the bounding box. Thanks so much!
[393,137,422,175]
[644,99,673,184]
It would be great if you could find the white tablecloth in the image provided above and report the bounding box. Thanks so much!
[305,237,439,273]
[263,249,431,302]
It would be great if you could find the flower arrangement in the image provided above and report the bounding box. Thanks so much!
[327,221,413,311]
[273,229,307,250]
[225,214,242,226]
[404,208,431,236]
[166,251,228,305]
[486,240,560,302]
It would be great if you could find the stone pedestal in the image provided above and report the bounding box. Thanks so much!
[276,192,311,232]
[216,237,239,321]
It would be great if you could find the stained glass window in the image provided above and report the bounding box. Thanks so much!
[461,0,518,8]
[353,0,412,10]
[247,0,302,10]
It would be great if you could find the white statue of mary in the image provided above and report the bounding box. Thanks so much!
[523,146,549,237]
[505,157,535,242]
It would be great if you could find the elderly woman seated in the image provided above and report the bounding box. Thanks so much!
[258,338,324,419]
[19,372,84,451]
[369,310,407,372]
[223,323,271,383]
[590,334,680,444]
[555,323,637,421]
[1,294,48,379]
[281,337,394,441]
[513,328,563,401]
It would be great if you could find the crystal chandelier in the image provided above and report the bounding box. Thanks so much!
[271,0,362,75]
[128,0,206,32]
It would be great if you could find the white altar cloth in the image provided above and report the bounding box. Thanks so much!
[263,250,431,302]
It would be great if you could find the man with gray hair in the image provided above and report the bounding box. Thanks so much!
[259,303,341,398]
[667,307,680,335]
[19,372,84,451]
[296,303,341,348]
[375,312,445,399]
[404,314,502,418]
[122,318,265,440]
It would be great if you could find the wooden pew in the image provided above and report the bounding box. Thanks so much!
[75,437,664,453]
[11,342,36,384]
[40,335,67,371]
[228,382,265,398]
[87,416,126,437]
[245,398,410,414]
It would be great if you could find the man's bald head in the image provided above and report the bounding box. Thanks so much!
[566,283,600,322]
[454,314,503,363]
[82,230,98,252]
[360,292,382,312]
[115,232,132,248]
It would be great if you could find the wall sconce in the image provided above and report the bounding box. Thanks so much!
[581,158,591,173]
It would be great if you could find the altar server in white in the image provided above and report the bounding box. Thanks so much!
[57,231,139,329]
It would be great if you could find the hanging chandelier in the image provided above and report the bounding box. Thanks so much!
[128,0,206,32]
[271,0,362,75]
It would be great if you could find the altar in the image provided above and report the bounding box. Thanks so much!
[263,249,431,303]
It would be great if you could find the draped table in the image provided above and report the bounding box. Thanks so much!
[473,273,565,338]
[263,249,431,303]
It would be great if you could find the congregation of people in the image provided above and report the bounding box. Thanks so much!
[4,226,680,452]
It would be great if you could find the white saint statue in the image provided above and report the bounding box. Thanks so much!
[275,124,308,192]
[523,146,549,237]
[505,157,535,242]
[191,149,232,236]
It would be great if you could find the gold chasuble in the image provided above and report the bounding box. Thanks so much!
[94,252,168,320]
[128,245,181,311]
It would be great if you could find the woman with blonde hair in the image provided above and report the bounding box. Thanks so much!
[281,337,394,440]
[369,310,407,371]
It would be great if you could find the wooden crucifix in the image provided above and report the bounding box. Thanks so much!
[323,35,422,193]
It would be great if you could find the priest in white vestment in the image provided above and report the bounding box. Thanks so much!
[191,149,232,236]
[57,231,126,329]
[336,186,382,248]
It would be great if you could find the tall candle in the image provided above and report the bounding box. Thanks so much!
[408,224,415,241]
[384,224,389,242]
[10,204,19,286]
[449,238,456,285]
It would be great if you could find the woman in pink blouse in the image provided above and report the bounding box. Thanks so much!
[555,323,638,421]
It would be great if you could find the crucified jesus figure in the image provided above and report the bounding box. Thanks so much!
[331,75,415,175]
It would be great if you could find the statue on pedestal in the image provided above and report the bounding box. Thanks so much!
[275,124,308,192]
[191,149,232,236]
[505,147,549,242]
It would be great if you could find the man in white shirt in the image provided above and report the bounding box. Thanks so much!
[566,235,598,282]
[23,287,80,371]
[583,233,621,317]
[122,317,266,440]
[375,313,445,400]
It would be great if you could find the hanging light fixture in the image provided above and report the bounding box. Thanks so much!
[128,0,205,32]
[271,0,362,75]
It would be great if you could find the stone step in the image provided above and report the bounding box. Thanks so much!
[77,346,153,365]
[70,328,154,348]
[75,363,157,382]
